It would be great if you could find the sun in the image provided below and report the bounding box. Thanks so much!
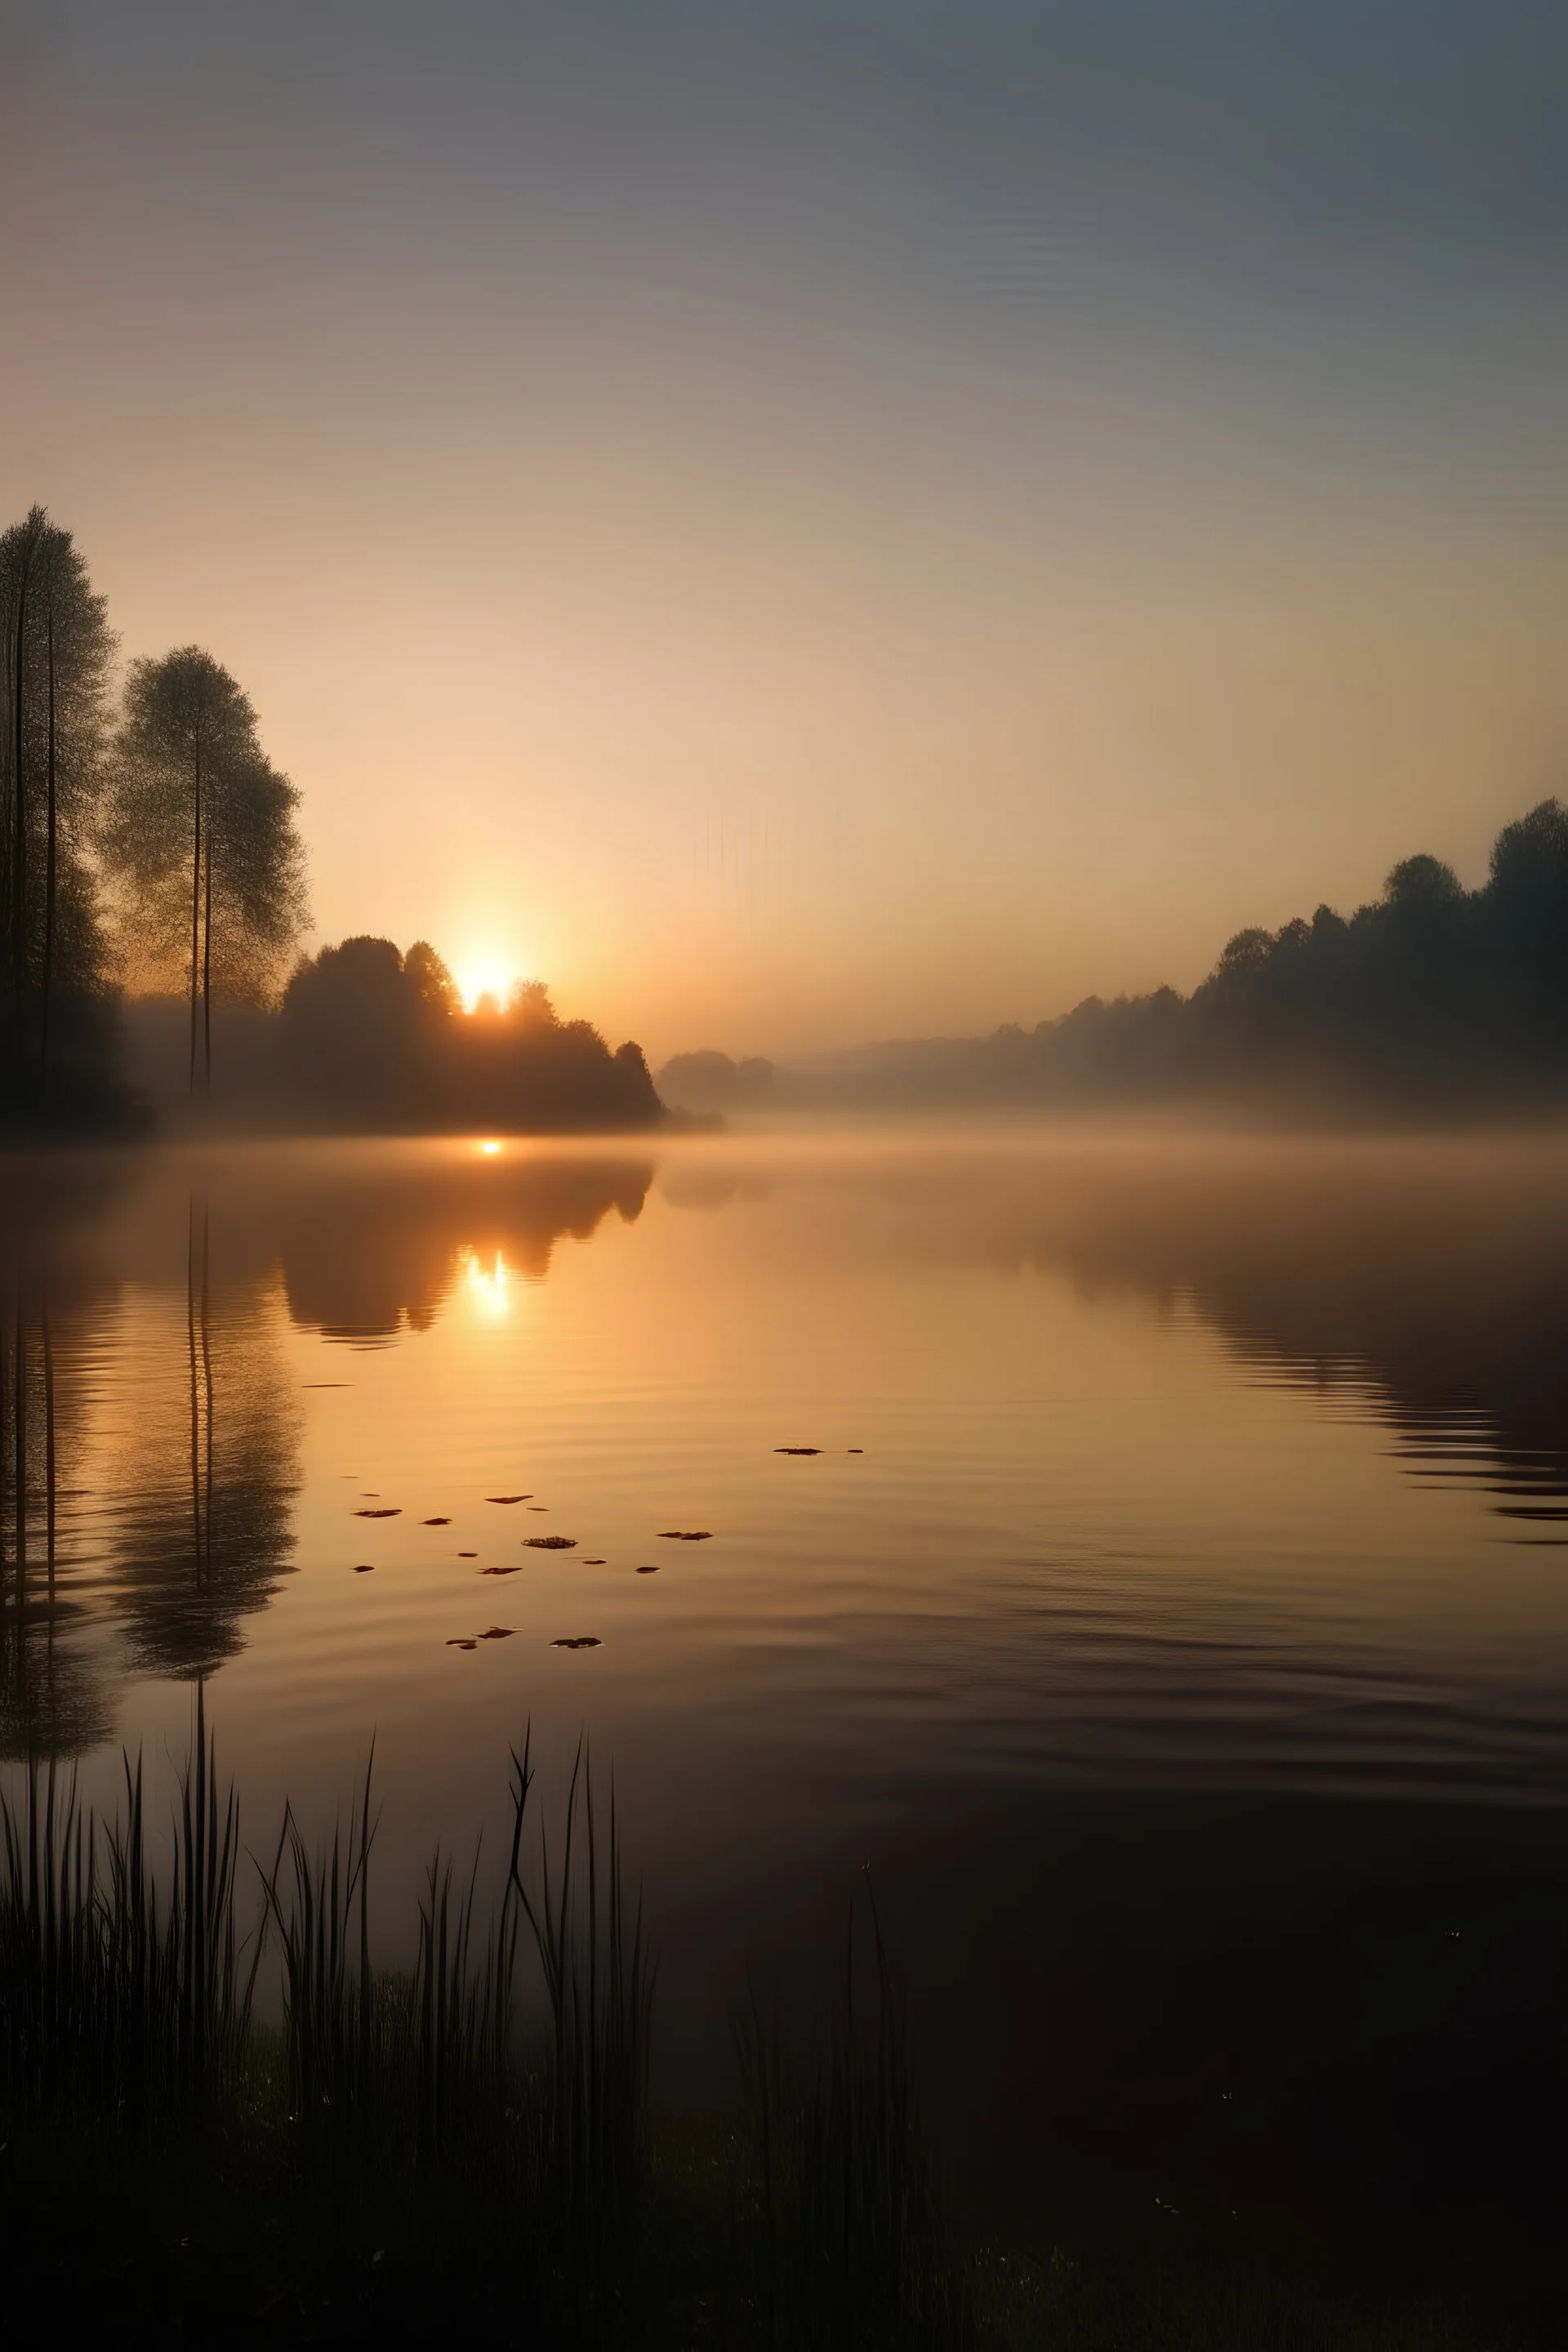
[455,958,518,1014]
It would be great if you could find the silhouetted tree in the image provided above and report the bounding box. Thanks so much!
[1,507,47,1058]
[657,1049,777,1114]
[278,935,452,1124]
[403,938,458,1017]
[278,939,662,1132]
[106,648,307,1090]
[0,507,117,1084]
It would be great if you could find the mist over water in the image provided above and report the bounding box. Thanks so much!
[6,6,1567,2323]
[4,1125,1568,2238]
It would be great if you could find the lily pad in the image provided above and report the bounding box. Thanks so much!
[355,1508,401,1518]
[481,1562,523,1577]
[525,1535,577,1551]
[657,1530,711,1540]
[550,1637,601,1650]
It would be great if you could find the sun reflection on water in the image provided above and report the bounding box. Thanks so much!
[461,1247,513,1316]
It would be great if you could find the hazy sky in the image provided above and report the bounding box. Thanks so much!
[4,1,1566,1058]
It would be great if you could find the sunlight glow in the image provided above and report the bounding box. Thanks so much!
[461,1247,512,1316]
[478,1139,503,1156]
[456,959,518,1013]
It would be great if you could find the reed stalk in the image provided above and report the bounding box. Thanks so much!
[1,1684,259,2137]
[732,1877,969,2351]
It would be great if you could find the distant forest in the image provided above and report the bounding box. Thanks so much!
[662,801,1568,1122]
[0,505,658,1136]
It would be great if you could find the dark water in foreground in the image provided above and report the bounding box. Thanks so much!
[4,1129,1568,2257]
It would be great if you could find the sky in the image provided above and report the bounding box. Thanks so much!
[3,0,1566,1061]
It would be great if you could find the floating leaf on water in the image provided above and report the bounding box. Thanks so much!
[423,1517,452,1526]
[354,1508,402,1518]
[485,1494,531,1504]
[528,1505,548,1512]
[774,1447,821,1456]
[636,1565,660,1575]
[550,1636,601,1650]
[582,1558,607,1566]
[353,1564,375,1574]
[848,1448,864,1454]
[525,1535,577,1550]
[458,1551,478,1558]
[479,1626,515,1640]
[480,1562,523,1576]
[446,1638,478,1650]
[657,1530,711,1540]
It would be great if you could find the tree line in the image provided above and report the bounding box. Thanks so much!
[1048,801,1568,1114]
[1,504,306,1127]
[142,938,662,1133]
[664,801,1568,1122]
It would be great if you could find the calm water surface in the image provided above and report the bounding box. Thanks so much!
[7,1129,1568,2236]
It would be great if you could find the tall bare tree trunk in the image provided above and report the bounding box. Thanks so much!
[42,599,56,1068]
[11,557,29,1062]
[189,729,203,1093]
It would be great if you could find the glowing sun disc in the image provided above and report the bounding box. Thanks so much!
[456,959,517,1013]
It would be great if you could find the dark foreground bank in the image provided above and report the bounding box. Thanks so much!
[1,1713,1553,2350]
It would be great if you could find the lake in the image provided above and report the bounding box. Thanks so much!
[5,1128,1568,2257]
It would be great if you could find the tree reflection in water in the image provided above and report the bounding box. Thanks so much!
[0,1146,655,1756]
[270,1151,653,1343]
[2,1240,113,1757]
[986,1143,1568,1527]
[102,1192,301,1686]
[8,1134,1568,1764]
